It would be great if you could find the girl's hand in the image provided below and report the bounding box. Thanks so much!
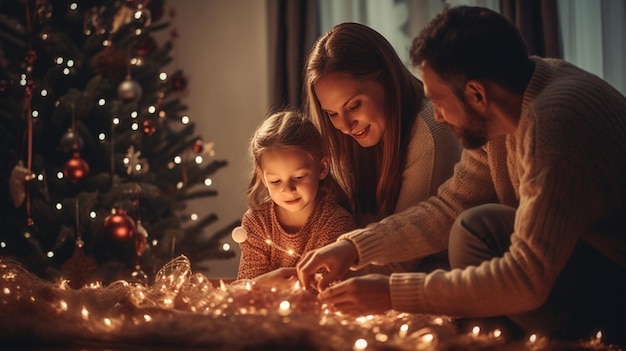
[297,240,358,292]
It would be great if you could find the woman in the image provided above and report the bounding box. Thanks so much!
[304,22,461,272]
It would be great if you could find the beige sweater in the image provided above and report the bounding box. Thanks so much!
[342,57,626,317]
[356,98,461,227]
[354,98,461,274]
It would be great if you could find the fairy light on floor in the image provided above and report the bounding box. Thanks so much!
[0,256,617,350]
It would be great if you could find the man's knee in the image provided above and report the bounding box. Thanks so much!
[448,204,516,268]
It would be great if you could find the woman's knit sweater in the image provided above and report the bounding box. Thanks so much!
[355,98,461,228]
[354,97,461,274]
[341,57,626,317]
[237,200,356,280]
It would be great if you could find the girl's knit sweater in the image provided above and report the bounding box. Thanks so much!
[237,200,356,280]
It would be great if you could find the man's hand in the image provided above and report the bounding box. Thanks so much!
[296,240,358,291]
[318,274,391,316]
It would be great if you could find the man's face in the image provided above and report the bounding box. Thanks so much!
[420,62,490,149]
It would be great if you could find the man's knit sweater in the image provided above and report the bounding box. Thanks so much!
[237,200,356,280]
[341,57,626,317]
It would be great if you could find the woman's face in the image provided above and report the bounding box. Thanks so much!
[313,72,387,148]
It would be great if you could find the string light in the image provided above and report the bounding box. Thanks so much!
[0,256,613,349]
[232,226,301,258]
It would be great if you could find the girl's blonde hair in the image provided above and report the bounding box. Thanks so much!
[304,22,425,217]
[246,110,351,212]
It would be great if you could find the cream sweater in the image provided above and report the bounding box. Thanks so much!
[356,98,461,227]
[341,57,626,317]
[354,98,461,274]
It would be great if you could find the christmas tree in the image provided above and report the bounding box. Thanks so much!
[0,0,237,288]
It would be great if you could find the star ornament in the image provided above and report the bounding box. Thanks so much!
[124,145,149,175]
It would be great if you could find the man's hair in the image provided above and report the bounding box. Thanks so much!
[411,6,533,96]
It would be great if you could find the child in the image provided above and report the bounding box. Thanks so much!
[236,110,356,281]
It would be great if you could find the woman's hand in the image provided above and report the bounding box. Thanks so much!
[296,240,358,292]
[318,274,391,316]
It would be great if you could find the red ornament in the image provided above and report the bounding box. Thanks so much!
[63,152,90,183]
[93,46,128,83]
[132,35,157,56]
[141,119,156,135]
[104,209,136,242]
[192,139,203,153]
[170,73,187,92]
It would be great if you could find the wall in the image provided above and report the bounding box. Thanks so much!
[165,0,270,278]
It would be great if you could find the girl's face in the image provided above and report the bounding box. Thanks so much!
[313,72,387,148]
[258,147,329,215]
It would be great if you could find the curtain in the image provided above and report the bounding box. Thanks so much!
[266,0,624,107]
[557,0,625,95]
[266,0,319,112]
[500,0,561,58]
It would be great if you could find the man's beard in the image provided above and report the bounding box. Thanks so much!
[449,103,489,149]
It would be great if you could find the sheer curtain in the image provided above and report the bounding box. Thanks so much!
[266,0,625,109]
[317,0,625,95]
[317,1,501,54]
[557,0,626,95]
[317,0,499,72]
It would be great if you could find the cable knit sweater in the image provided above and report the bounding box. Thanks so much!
[237,199,356,280]
[341,57,626,317]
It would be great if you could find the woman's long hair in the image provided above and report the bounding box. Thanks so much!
[304,22,424,217]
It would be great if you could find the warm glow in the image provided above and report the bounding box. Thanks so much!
[353,338,367,350]
[492,328,502,338]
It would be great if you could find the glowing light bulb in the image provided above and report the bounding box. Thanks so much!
[353,338,367,350]
[278,300,291,316]
[493,329,502,338]
[399,323,409,337]
[231,226,248,243]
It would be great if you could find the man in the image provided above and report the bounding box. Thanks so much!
[296,6,626,344]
